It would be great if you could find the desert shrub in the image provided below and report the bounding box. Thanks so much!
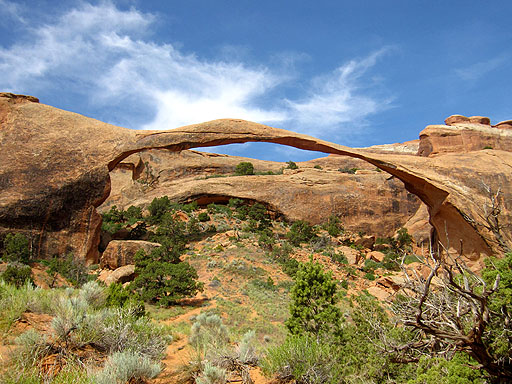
[322,215,343,237]
[0,280,37,333]
[95,350,161,384]
[382,251,401,271]
[258,229,275,250]
[396,227,413,249]
[2,233,31,263]
[187,217,201,237]
[124,205,143,223]
[270,242,299,277]
[106,282,145,316]
[78,280,106,309]
[338,167,357,174]
[408,353,487,384]
[313,164,322,169]
[1,263,33,287]
[323,249,347,264]
[228,198,244,208]
[147,196,172,223]
[98,307,170,359]
[363,258,380,273]
[14,328,48,368]
[285,161,298,170]
[286,259,343,338]
[287,220,316,246]
[196,361,227,384]
[44,254,90,287]
[235,330,258,364]
[235,161,254,176]
[364,271,376,280]
[261,334,343,384]
[190,313,230,360]
[198,212,210,222]
[131,247,203,306]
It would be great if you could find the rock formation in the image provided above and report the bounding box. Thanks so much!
[1,93,510,263]
[418,114,512,156]
[101,149,421,237]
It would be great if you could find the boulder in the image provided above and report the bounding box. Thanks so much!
[339,246,361,265]
[368,251,385,263]
[101,265,136,286]
[100,240,161,269]
[354,235,375,250]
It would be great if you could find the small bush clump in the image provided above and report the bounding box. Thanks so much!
[235,161,255,176]
[2,233,31,263]
[1,263,33,287]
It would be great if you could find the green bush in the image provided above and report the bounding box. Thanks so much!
[408,353,487,384]
[285,160,298,170]
[2,233,30,263]
[198,212,210,222]
[261,334,343,384]
[95,351,161,384]
[1,263,33,287]
[235,161,255,176]
[147,196,172,223]
[313,164,322,170]
[322,215,343,237]
[338,167,358,174]
[131,248,203,306]
[44,254,91,287]
[287,220,316,246]
[106,282,145,317]
[286,259,342,338]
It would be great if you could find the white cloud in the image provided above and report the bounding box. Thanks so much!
[0,1,390,140]
[454,55,507,81]
[0,0,26,23]
[285,48,393,135]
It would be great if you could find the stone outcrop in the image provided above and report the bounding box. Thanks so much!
[418,114,512,156]
[101,149,421,237]
[1,93,511,263]
[100,240,161,269]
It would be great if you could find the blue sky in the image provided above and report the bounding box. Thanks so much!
[1,0,511,161]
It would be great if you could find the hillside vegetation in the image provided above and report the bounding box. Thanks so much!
[1,196,510,384]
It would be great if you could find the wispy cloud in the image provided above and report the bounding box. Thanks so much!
[454,54,508,81]
[0,1,391,141]
[285,48,393,135]
[0,0,26,23]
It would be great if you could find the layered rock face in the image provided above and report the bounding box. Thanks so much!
[1,93,510,263]
[101,149,421,237]
[418,114,512,157]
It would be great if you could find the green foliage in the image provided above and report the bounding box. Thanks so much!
[270,242,299,277]
[198,212,210,222]
[131,247,203,306]
[235,161,255,176]
[483,145,493,150]
[396,227,413,248]
[2,233,30,263]
[285,160,298,170]
[286,260,342,338]
[1,263,33,287]
[313,164,322,169]
[44,254,91,287]
[261,334,343,384]
[105,282,145,317]
[287,220,316,246]
[147,196,172,223]
[338,167,358,174]
[481,252,512,366]
[95,351,161,384]
[322,215,343,237]
[196,362,227,384]
[408,353,487,384]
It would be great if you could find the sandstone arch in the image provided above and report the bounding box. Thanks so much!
[1,93,510,263]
